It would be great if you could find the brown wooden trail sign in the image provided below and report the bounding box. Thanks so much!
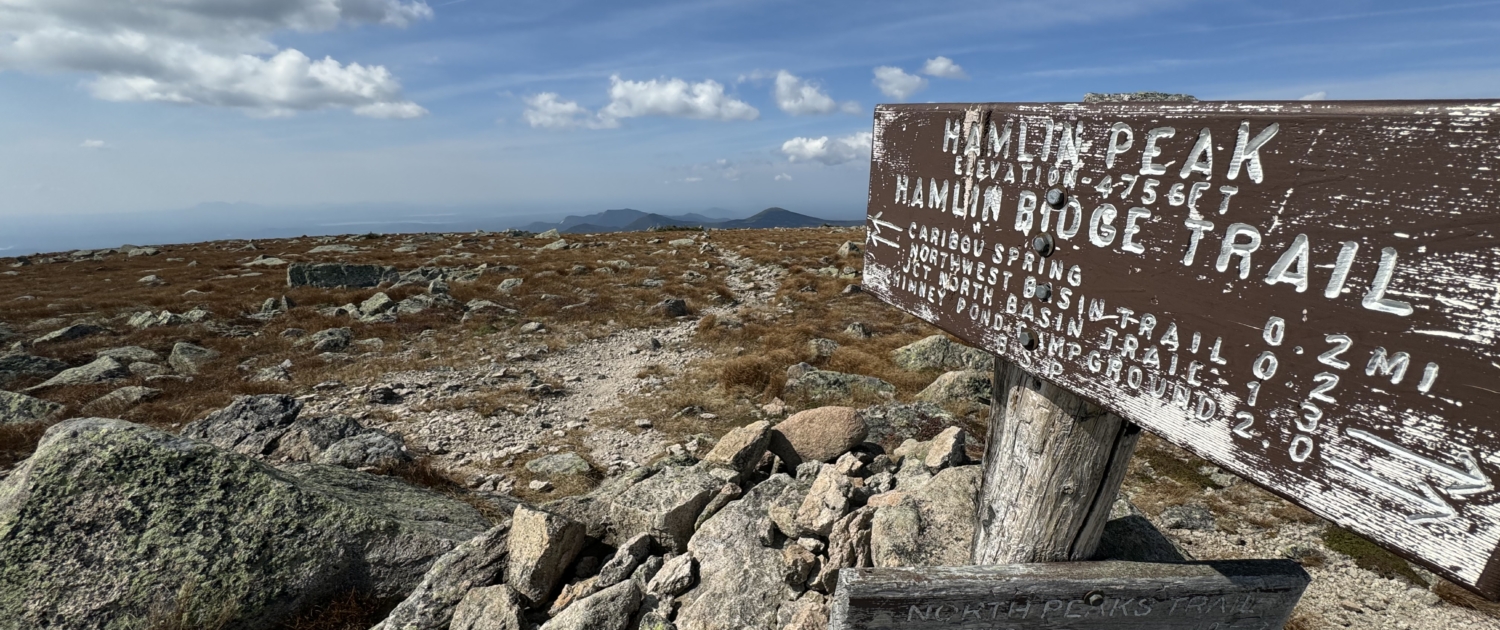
[861,100,1500,598]
[828,560,1310,630]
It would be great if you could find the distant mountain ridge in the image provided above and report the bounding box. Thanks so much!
[527,207,861,234]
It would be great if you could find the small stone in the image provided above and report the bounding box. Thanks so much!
[807,338,838,359]
[81,386,162,415]
[529,480,554,492]
[526,452,591,478]
[654,298,690,318]
[1160,505,1217,531]
[596,532,652,588]
[781,543,817,587]
[646,553,696,598]
[843,322,871,337]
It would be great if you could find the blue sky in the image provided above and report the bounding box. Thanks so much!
[2,0,1498,241]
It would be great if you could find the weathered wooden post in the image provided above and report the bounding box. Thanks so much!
[971,360,1139,564]
[833,98,1500,628]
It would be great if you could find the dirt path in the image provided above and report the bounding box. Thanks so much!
[301,242,786,490]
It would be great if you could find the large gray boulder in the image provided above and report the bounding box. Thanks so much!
[700,420,771,475]
[302,327,353,353]
[525,453,591,478]
[891,335,994,372]
[371,523,512,630]
[286,262,396,288]
[0,419,489,629]
[26,356,129,391]
[505,505,586,604]
[168,342,219,375]
[0,390,61,425]
[608,465,721,552]
[767,406,867,468]
[677,475,796,630]
[913,369,992,406]
[32,324,104,345]
[794,464,855,537]
[181,394,402,467]
[539,579,641,630]
[268,414,366,461]
[856,402,961,450]
[542,467,652,540]
[448,585,524,630]
[782,368,895,403]
[869,465,982,568]
[0,354,68,389]
[94,346,160,363]
[314,431,411,469]
[181,394,304,457]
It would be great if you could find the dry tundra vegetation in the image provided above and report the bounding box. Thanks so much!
[2,226,1498,629]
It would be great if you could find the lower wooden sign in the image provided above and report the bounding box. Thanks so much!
[829,560,1309,629]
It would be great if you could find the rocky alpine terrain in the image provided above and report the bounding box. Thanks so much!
[1,227,1497,629]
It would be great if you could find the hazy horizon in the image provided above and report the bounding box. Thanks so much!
[0,202,868,256]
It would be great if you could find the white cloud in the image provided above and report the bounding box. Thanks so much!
[79,139,106,149]
[0,0,431,118]
[599,75,758,123]
[781,131,872,166]
[1300,91,1328,101]
[873,66,927,100]
[773,70,858,116]
[774,173,792,181]
[922,56,967,79]
[526,75,758,130]
[522,92,614,129]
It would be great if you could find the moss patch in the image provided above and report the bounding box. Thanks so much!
[1321,525,1424,586]
[1136,444,1222,490]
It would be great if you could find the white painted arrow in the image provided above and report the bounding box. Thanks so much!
[1347,428,1492,497]
[1326,455,1457,524]
[868,212,902,248]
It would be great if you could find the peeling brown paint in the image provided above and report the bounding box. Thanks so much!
[863,101,1500,599]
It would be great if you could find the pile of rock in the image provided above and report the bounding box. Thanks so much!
[0,380,1192,630]
[125,307,212,329]
[318,288,461,323]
